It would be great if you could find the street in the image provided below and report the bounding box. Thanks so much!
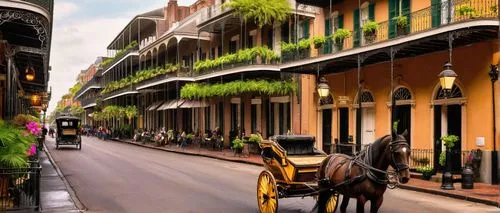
[45,136,498,213]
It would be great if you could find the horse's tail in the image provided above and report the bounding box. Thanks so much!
[317,154,334,180]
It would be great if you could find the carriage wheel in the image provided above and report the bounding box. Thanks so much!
[257,170,278,213]
[325,193,339,213]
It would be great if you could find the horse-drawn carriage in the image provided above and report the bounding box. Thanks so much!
[257,134,411,213]
[257,135,339,213]
[55,116,82,150]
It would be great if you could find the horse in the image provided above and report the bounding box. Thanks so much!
[315,131,411,213]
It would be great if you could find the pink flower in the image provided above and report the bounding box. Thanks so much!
[27,144,37,156]
[26,121,41,135]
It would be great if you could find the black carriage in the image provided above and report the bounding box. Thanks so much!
[55,116,82,150]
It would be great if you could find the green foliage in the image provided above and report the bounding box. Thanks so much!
[232,138,244,149]
[69,82,82,96]
[181,80,297,100]
[439,152,446,167]
[70,105,85,116]
[313,36,327,48]
[332,29,351,43]
[280,42,297,53]
[457,5,477,18]
[414,157,430,165]
[394,15,408,28]
[124,106,138,121]
[416,166,433,174]
[194,46,278,73]
[281,39,310,54]
[392,120,399,133]
[0,120,33,168]
[101,41,138,68]
[102,64,179,94]
[362,21,379,34]
[186,134,194,140]
[248,134,261,143]
[441,135,459,149]
[297,38,311,50]
[491,5,498,13]
[222,0,291,28]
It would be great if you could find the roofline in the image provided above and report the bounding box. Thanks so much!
[106,15,165,50]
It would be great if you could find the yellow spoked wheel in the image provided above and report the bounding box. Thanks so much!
[257,170,278,213]
[325,193,339,213]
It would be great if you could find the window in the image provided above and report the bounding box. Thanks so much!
[229,40,237,54]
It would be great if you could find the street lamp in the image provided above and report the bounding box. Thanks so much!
[317,77,330,98]
[25,65,35,81]
[438,62,458,190]
[489,64,499,185]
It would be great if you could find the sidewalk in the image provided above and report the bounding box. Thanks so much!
[40,150,80,212]
[114,138,499,207]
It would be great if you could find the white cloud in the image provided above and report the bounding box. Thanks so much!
[54,1,79,21]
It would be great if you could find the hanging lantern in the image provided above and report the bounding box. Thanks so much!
[438,63,457,94]
[25,65,35,81]
[31,94,41,106]
[317,77,331,98]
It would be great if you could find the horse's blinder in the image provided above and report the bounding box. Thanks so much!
[389,139,411,172]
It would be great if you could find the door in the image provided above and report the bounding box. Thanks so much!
[322,109,333,154]
[434,105,443,171]
[395,105,411,146]
[362,107,375,144]
[339,108,350,154]
[447,105,462,173]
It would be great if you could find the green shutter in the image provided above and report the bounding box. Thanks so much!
[353,9,360,47]
[369,3,375,21]
[338,15,344,29]
[324,19,332,54]
[388,0,399,39]
[402,0,411,34]
[431,0,441,28]
[303,20,310,39]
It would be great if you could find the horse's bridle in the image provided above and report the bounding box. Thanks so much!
[388,139,411,173]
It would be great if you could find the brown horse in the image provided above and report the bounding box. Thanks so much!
[315,132,411,213]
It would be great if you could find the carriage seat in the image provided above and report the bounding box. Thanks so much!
[271,135,317,155]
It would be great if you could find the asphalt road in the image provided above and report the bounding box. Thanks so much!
[45,136,498,213]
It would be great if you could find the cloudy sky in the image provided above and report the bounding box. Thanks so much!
[48,0,197,113]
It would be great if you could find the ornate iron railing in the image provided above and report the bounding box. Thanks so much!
[0,167,41,211]
[101,85,136,100]
[76,77,103,98]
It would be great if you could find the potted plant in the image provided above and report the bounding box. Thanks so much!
[246,134,262,154]
[457,5,477,19]
[416,166,434,180]
[313,36,327,49]
[394,15,409,36]
[232,138,244,155]
[332,29,351,51]
[362,21,379,44]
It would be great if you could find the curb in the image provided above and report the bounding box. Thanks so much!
[110,139,263,167]
[397,184,500,207]
[111,138,498,207]
[43,141,87,212]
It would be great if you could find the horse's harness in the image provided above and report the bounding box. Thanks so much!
[320,135,410,190]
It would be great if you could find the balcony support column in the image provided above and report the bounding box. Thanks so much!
[221,22,225,70]
[356,54,364,147]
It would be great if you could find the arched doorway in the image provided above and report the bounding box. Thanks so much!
[433,84,465,173]
[355,90,376,145]
[319,94,334,153]
[392,86,413,146]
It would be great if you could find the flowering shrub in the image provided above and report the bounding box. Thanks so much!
[26,121,41,136]
[27,144,37,157]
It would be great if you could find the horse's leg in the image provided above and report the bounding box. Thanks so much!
[356,195,367,213]
[339,194,350,213]
[316,191,332,213]
[370,197,384,213]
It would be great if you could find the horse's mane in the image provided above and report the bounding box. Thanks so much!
[369,135,390,164]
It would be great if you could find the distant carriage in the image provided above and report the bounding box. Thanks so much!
[55,116,82,150]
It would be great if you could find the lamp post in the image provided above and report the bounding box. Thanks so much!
[489,64,499,185]
[438,62,457,190]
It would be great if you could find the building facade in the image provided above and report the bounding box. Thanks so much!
[0,0,54,119]
[76,0,499,183]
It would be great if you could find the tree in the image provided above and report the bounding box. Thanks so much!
[70,105,85,117]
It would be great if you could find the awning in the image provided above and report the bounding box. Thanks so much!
[166,100,186,109]
[157,100,175,111]
[147,101,164,111]
[179,100,208,108]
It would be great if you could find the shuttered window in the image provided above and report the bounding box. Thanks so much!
[431,0,441,27]
[353,8,360,47]
[389,0,411,38]
[324,18,332,54]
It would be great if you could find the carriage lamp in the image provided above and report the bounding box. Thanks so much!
[438,63,457,97]
[25,65,35,81]
[317,77,330,98]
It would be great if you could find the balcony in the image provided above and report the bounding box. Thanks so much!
[75,77,103,99]
[282,0,498,70]
[80,97,98,109]
[101,42,139,74]
[101,85,138,101]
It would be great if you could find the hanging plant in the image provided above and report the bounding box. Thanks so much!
[297,38,311,50]
[362,21,378,43]
[313,36,328,49]
[332,29,351,50]
[222,0,291,28]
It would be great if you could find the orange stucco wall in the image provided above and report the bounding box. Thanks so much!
[316,40,497,151]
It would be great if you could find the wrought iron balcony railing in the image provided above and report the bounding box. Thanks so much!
[80,96,99,108]
[101,85,136,100]
[307,0,498,59]
[75,77,103,98]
